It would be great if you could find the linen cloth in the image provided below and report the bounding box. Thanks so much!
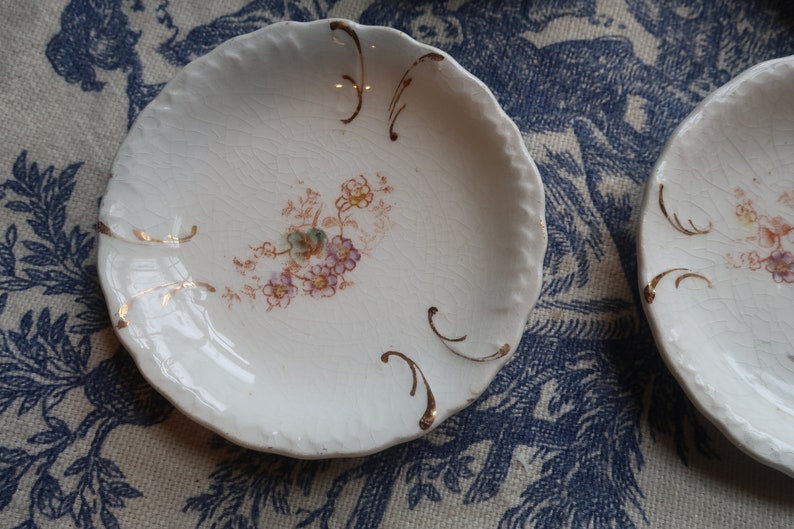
[1,1,793,528]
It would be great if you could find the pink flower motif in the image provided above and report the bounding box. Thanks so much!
[765,251,794,283]
[325,236,361,274]
[263,273,297,310]
[757,216,793,248]
[303,265,338,298]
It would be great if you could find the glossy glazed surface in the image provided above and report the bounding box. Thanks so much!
[639,56,794,477]
[98,19,546,458]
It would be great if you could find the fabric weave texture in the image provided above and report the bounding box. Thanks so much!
[1,1,793,528]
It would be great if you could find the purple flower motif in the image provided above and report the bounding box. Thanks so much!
[303,264,338,298]
[765,251,794,283]
[325,235,361,275]
[263,272,297,310]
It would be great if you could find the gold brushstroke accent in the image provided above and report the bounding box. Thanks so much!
[658,184,711,236]
[644,268,712,304]
[467,344,511,362]
[381,351,436,430]
[98,221,198,244]
[388,53,445,141]
[427,306,466,342]
[116,280,216,329]
[330,20,364,124]
[134,225,197,243]
[427,306,510,362]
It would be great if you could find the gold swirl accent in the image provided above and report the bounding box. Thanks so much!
[644,268,712,304]
[388,53,445,141]
[427,306,510,362]
[381,351,436,430]
[117,280,216,329]
[427,306,466,342]
[658,184,712,236]
[330,20,364,124]
[98,221,198,244]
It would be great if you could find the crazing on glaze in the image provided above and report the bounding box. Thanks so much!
[100,21,474,439]
[725,185,794,283]
[98,222,215,328]
[643,267,712,304]
[222,174,393,311]
[381,351,436,430]
[643,184,713,304]
[428,306,511,362]
[647,180,794,304]
[332,20,445,139]
[89,13,546,471]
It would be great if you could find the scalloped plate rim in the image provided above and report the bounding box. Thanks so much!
[638,54,794,477]
[97,19,547,458]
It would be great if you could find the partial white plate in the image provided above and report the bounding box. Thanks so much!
[639,56,794,476]
[98,19,546,458]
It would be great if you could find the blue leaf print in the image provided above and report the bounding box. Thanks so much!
[0,448,33,511]
[64,457,89,477]
[159,0,342,67]
[0,226,18,277]
[0,308,170,528]
[4,202,30,213]
[101,506,123,529]
[184,444,327,527]
[1,151,106,333]
[157,1,764,527]
[33,2,794,528]
[33,473,70,519]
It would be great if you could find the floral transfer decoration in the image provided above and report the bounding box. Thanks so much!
[726,185,794,283]
[223,174,393,310]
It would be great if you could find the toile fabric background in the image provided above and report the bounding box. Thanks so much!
[1,1,793,528]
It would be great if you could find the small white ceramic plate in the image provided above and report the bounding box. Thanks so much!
[639,56,794,477]
[98,20,546,458]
